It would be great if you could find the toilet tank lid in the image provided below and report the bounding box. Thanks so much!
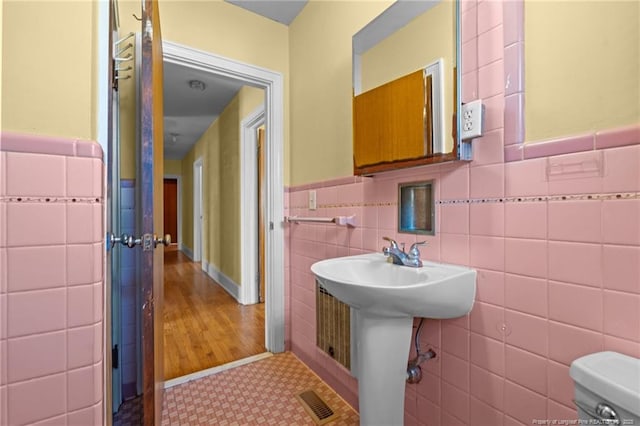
[570,351,640,416]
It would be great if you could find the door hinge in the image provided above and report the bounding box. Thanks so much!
[112,345,119,369]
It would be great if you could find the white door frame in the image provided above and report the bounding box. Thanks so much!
[240,106,264,305]
[163,174,182,249]
[193,157,204,268]
[163,41,285,353]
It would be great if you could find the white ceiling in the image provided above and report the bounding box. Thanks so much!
[224,0,308,25]
[163,1,308,160]
[163,62,244,160]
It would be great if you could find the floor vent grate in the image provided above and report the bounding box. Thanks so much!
[296,389,337,425]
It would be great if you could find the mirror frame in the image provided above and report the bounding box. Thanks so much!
[352,0,470,176]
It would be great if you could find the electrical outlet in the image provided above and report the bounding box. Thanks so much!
[308,190,317,210]
[461,99,484,141]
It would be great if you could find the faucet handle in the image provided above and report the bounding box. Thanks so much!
[382,236,398,248]
[409,241,427,258]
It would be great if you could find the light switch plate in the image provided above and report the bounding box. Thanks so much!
[461,99,484,141]
[309,190,317,210]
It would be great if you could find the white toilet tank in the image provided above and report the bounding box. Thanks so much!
[570,351,640,425]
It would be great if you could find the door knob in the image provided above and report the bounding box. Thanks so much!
[109,233,170,249]
[153,234,171,248]
[109,233,141,248]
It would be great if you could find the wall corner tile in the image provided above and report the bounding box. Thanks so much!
[524,134,594,160]
[595,124,640,150]
[504,93,524,146]
[503,0,524,47]
[504,43,524,96]
[67,365,94,412]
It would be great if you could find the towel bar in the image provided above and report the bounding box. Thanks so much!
[285,215,356,227]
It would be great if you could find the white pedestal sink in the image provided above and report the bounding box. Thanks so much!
[311,253,476,426]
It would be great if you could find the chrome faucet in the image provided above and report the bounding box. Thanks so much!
[382,237,426,267]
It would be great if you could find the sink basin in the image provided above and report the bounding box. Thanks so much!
[311,252,476,318]
[310,253,476,426]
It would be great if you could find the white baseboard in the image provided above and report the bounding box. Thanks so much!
[180,245,193,260]
[206,263,240,302]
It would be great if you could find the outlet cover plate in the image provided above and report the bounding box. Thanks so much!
[461,99,484,141]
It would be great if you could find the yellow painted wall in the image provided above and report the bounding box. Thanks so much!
[117,0,289,182]
[360,1,455,153]
[2,1,97,140]
[525,1,640,142]
[218,95,241,283]
[239,86,266,119]
[289,1,392,186]
[164,159,182,176]
[180,87,264,285]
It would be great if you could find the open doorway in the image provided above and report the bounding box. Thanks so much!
[160,58,269,381]
[192,157,203,267]
[111,38,284,412]
[163,177,180,247]
[161,39,285,356]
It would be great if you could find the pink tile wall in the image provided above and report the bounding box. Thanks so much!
[286,1,640,425]
[0,133,104,425]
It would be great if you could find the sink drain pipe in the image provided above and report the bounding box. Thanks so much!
[407,318,437,384]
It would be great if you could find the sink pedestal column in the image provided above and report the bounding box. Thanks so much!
[355,310,413,426]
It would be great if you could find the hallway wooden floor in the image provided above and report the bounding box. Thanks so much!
[163,247,265,379]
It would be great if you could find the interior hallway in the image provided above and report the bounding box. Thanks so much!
[163,246,266,379]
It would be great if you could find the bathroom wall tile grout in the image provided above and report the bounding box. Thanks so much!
[287,0,639,421]
[1,138,104,425]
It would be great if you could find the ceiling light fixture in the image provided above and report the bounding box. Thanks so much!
[188,79,206,91]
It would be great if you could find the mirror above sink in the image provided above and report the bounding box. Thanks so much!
[352,0,469,176]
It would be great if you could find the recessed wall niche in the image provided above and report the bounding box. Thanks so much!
[398,181,435,235]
